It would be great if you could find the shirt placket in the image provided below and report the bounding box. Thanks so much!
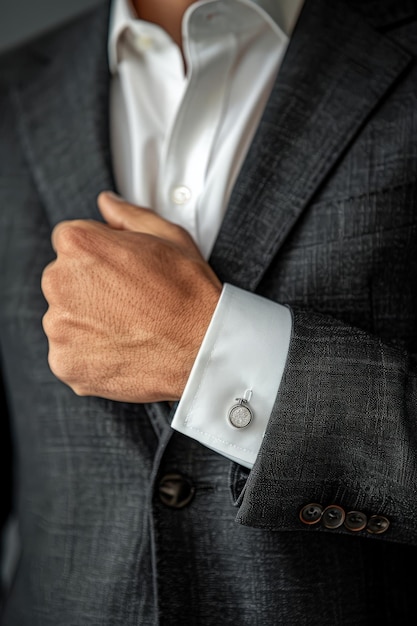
[155,3,238,247]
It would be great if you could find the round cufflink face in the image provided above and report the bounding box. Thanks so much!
[228,401,253,428]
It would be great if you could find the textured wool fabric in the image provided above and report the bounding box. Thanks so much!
[1,0,417,624]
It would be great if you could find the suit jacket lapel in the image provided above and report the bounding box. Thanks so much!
[210,0,413,291]
[13,2,115,227]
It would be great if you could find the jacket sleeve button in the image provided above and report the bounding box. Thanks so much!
[344,510,367,532]
[366,515,390,534]
[322,505,346,529]
[299,503,323,525]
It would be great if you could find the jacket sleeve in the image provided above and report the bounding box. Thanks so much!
[236,306,417,545]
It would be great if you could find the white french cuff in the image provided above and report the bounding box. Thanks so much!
[171,283,292,468]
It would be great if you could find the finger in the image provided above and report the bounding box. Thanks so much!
[40,259,57,301]
[97,191,200,252]
[97,191,153,231]
[50,218,104,256]
[50,219,73,253]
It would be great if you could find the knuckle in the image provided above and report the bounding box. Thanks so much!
[53,220,91,254]
[41,265,58,298]
[47,348,78,386]
[42,307,71,343]
[47,350,66,380]
[71,384,89,397]
[41,311,52,336]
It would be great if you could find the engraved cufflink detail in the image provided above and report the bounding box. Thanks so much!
[228,390,253,428]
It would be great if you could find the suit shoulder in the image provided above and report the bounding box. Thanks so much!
[0,2,109,87]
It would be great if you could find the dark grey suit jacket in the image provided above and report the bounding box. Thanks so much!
[1,0,417,623]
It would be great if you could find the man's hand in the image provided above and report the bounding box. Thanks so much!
[41,192,222,402]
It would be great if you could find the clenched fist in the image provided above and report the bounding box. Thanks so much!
[41,192,222,402]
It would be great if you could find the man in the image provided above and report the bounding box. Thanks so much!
[1,0,417,623]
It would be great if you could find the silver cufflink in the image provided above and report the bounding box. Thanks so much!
[228,390,253,429]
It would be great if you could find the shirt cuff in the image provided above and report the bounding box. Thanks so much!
[171,283,292,468]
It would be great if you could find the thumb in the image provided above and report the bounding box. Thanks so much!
[97,191,152,231]
[97,191,201,254]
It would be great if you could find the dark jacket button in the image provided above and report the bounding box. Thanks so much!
[367,515,390,534]
[299,503,323,525]
[344,510,367,532]
[322,505,345,529]
[158,473,195,509]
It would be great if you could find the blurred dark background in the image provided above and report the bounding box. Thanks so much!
[0,0,104,53]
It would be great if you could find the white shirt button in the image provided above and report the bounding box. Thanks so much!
[133,33,154,52]
[171,186,192,205]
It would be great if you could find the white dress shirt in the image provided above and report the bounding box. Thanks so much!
[109,0,304,468]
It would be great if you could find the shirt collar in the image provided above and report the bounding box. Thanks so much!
[108,0,304,74]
